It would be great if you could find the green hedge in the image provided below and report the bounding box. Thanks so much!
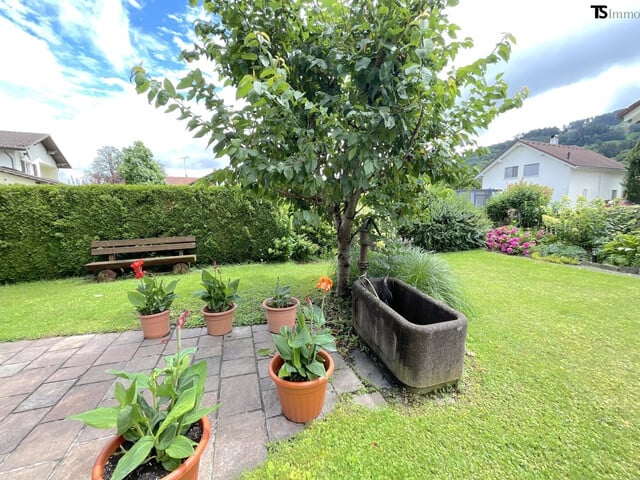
[0,184,285,283]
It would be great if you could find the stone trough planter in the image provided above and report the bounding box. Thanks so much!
[352,277,467,392]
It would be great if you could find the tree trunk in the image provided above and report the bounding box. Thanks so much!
[333,192,360,297]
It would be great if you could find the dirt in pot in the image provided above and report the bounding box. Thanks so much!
[103,422,203,480]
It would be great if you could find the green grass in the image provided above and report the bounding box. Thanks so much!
[2,251,639,478]
[0,261,331,341]
[242,251,640,479]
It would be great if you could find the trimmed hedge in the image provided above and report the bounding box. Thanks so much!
[0,184,285,283]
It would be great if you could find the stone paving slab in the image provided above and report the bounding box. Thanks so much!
[0,326,389,479]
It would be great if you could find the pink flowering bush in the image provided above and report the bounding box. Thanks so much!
[485,226,544,256]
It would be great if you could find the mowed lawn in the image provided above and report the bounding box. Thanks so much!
[1,251,638,478]
[243,250,640,479]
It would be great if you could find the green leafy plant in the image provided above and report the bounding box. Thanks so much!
[485,181,552,228]
[272,277,337,381]
[68,311,218,480]
[601,231,640,267]
[194,262,240,313]
[267,278,295,308]
[530,243,588,264]
[127,260,178,315]
[542,196,607,251]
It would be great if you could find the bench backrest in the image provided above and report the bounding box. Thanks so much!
[90,236,196,256]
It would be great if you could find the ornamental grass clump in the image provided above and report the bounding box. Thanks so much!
[485,226,544,256]
[127,260,178,315]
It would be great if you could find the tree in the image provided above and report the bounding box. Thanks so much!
[119,141,166,185]
[84,146,123,184]
[132,0,526,295]
[624,139,640,203]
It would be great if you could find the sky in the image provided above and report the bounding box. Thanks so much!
[1,0,640,184]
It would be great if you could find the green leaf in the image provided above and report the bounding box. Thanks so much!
[111,436,154,480]
[306,359,327,378]
[163,78,176,97]
[67,407,118,429]
[165,435,196,459]
[355,57,371,72]
[127,291,146,308]
[157,423,177,450]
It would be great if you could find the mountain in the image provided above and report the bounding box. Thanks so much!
[467,110,640,170]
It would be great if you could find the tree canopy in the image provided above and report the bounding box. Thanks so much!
[624,140,640,203]
[133,0,526,294]
[84,146,123,184]
[119,141,166,185]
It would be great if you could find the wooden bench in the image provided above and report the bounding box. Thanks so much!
[85,236,197,279]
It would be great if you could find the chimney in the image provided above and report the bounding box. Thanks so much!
[550,135,559,145]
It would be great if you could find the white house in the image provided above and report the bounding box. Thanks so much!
[619,99,640,124]
[478,138,626,202]
[0,130,71,185]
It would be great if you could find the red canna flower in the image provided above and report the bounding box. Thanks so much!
[316,276,333,293]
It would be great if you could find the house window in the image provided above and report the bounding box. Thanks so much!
[504,166,518,179]
[523,163,539,177]
[611,190,617,199]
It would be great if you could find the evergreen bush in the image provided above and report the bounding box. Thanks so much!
[485,181,552,228]
[0,184,285,283]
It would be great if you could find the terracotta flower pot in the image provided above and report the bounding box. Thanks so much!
[262,297,299,333]
[137,310,171,339]
[201,304,235,336]
[268,350,334,423]
[91,416,210,480]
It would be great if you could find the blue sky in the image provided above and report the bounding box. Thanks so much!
[1,0,640,183]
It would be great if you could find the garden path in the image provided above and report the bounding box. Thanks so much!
[0,325,388,479]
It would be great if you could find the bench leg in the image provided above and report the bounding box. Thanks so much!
[97,269,117,282]
[173,263,190,274]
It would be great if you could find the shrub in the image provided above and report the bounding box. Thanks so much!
[530,243,588,264]
[0,185,285,283]
[603,201,640,239]
[399,193,491,252]
[601,231,640,267]
[347,239,473,316]
[542,197,607,251]
[485,181,552,228]
[485,225,543,256]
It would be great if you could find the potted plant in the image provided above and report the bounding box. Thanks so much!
[69,311,218,480]
[128,260,178,339]
[194,262,240,336]
[262,278,300,333]
[268,276,337,423]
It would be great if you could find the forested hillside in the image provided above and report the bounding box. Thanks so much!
[467,110,640,170]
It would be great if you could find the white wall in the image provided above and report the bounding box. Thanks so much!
[568,168,625,201]
[27,143,59,181]
[480,144,571,200]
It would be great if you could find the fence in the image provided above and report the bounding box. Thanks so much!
[456,189,501,208]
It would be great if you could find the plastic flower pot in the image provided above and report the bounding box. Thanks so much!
[201,304,235,336]
[137,310,171,339]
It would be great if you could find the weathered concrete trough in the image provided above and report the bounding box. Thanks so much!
[352,277,467,391]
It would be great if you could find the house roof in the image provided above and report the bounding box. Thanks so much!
[0,130,71,168]
[618,99,640,124]
[165,176,199,185]
[518,139,626,170]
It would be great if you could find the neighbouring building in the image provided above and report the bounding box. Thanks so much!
[619,99,640,124]
[165,176,199,185]
[0,130,71,185]
[478,137,626,202]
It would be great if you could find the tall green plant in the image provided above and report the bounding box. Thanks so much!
[132,0,527,296]
[623,139,640,203]
[485,181,552,228]
[543,197,607,251]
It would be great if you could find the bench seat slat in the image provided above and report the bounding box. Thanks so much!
[91,242,196,256]
[85,254,197,271]
[90,236,195,248]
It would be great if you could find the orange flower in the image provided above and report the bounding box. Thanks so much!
[316,276,333,293]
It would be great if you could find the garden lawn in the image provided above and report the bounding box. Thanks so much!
[0,261,331,341]
[243,250,640,480]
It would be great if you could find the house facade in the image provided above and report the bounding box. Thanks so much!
[478,139,626,202]
[0,130,71,185]
[619,99,640,124]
